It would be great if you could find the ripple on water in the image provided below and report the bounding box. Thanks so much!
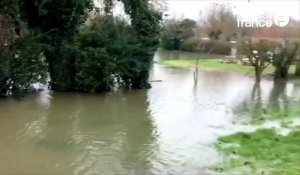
[0,54,300,174]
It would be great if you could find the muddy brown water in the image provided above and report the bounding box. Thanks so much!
[0,50,299,174]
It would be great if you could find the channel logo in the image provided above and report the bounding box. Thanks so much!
[237,13,290,28]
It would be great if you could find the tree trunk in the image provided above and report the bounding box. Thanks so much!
[131,70,151,89]
[255,66,262,83]
[45,47,76,91]
[251,82,262,115]
[295,62,300,77]
[269,79,287,110]
[274,66,289,80]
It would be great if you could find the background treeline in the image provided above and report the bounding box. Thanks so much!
[160,4,300,55]
[0,0,162,97]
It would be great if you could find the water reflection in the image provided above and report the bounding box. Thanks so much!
[0,51,299,174]
[251,82,263,120]
[0,91,156,174]
[233,79,300,124]
[269,80,288,113]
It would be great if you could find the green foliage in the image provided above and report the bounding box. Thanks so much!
[74,17,122,92]
[75,47,115,92]
[120,0,162,88]
[0,2,48,97]
[239,39,276,82]
[160,18,231,54]
[182,37,201,52]
[295,46,300,76]
[0,0,162,95]
[0,33,47,97]
[200,40,231,55]
[273,42,299,79]
[18,0,94,91]
[20,0,93,39]
[160,18,197,50]
[73,12,161,91]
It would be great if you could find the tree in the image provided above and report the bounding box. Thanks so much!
[294,47,300,77]
[273,42,299,80]
[73,16,129,92]
[0,1,47,97]
[160,18,197,50]
[121,0,162,88]
[199,4,237,41]
[1,0,162,96]
[19,0,94,91]
[239,39,275,82]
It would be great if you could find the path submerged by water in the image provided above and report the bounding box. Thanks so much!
[0,51,299,175]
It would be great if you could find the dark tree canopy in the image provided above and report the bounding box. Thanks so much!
[0,0,162,96]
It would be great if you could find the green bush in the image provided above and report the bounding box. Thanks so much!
[74,15,159,92]
[160,19,197,51]
[1,0,161,96]
[75,47,115,92]
[176,37,231,54]
[200,40,231,55]
[74,17,124,92]
[182,37,201,52]
[0,33,47,97]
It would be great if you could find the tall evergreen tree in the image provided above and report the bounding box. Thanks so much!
[19,0,93,91]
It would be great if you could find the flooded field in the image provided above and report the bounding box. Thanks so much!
[0,51,299,174]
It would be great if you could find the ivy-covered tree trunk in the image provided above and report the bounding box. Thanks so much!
[19,0,93,92]
[122,0,162,89]
[45,46,76,91]
[274,65,290,80]
[273,43,299,80]
[0,11,17,96]
[131,67,152,89]
[295,60,300,77]
[240,39,274,83]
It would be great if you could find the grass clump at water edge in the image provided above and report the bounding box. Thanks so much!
[215,128,300,175]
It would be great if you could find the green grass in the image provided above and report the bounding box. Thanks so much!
[216,129,300,175]
[158,59,296,76]
[159,57,300,175]
[239,103,300,125]
[292,79,300,86]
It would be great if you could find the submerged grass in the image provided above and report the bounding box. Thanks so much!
[216,128,300,175]
[158,59,296,75]
[241,103,300,125]
[159,56,300,174]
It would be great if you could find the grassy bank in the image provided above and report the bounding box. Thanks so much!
[216,102,300,175]
[158,59,296,75]
[215,128,300,175]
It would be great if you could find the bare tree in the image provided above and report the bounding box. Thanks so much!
[273,41,299,80]
[199,3,237,41]
[240,39,274,82]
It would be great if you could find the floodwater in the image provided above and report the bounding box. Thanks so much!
[0,50,299,174]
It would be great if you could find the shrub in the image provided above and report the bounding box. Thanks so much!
[182,37,201,52]
[0,33,47,97]
[74,15,158,91]
[160,18,197,51]
[200,40,231,55]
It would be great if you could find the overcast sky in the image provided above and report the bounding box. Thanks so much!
[165,0,300,20]
[93,0,300,21]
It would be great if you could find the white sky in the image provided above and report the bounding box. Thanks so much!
[93,0,300,21]
[165,0,300,20]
